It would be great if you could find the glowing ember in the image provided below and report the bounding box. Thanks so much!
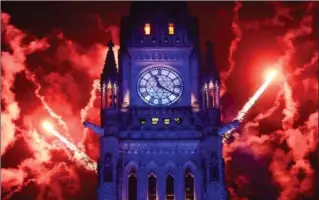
[223,69,278,141]
[41,120,97,172]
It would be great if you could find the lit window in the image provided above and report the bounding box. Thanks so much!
[152,118,159,125]
[164,118,170,125]
[144,23,151,35]
[168,23,174,35]
[174,117,182,125]
[140,118,146,125]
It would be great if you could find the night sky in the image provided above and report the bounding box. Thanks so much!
[1,1,318,200]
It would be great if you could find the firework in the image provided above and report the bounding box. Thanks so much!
[42,121,97,172]
[222,69,278,140]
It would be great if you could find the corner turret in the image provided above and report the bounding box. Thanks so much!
[201,40,221,110]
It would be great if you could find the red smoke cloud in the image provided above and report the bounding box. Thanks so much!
[1,11,118,199]
[223,2,318,200]
[220,1,243,97]
[1,2,318,200]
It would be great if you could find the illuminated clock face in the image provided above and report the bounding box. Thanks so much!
[137,67,183,106]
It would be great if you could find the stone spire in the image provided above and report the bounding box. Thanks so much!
[102,40,118,81]
[204,40,220,82]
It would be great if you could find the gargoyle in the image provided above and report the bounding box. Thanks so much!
[83,120,104,136]
[218,120,240,136]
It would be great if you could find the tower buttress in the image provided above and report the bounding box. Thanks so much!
[97,40,120,200]
[101,40,119,110]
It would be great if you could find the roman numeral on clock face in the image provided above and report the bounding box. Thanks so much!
[141,91,148,97]
[149,97,155,104]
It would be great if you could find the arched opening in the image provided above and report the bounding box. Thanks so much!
[128,168,137,200]
[148,172,157,200]
[208,81,214,108]
[185,168,194,200]
[166,173,174,200]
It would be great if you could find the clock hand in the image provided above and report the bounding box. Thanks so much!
[162,87,180,97]
[154,76,179,96]
[154,76,161,87]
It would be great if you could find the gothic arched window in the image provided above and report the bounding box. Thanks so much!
[148,172,157,200]
[166,173,174,200]
[128,168,137,200]
[208,81,214,108]
[185,168,194,200]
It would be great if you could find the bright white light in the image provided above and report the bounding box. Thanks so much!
[266,69,277,80]
[222,68,278,142]
[42,121,54,131]
[41,120,97,172]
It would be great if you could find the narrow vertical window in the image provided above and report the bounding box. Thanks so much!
[104,165,113,182]
[210,165,219,181]
[148,172,157,200]
[168,23,174,35]
[208,81,214,108]
[185,168,194,200]
[128,168,137,200]
[166,173,174,200]
[144,23,151,35]
[210,153,220,182]
[103,153,113,182]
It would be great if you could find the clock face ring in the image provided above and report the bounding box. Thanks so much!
[137,67,183,106]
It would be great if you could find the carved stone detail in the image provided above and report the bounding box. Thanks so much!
[122,142,198,155]
[130,51,185,61]
[119,130,202,139]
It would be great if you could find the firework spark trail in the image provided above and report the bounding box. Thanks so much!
[252,52,317,124]
[224,3,318,199]
[277,2,316,131]
[79,79,100,144]
[42,121,97,172]
[222,70,278,141]
[3,178,35,200]
[246,52,317,128]
[80,79,99,123]
[24,70,70,137]
[270,6,318,196]
[241,2,294,30]
[220,1,243,97]
[1,12,50,155]
[224,2,317,140]
[2,127,69,200]
[24,70,97,171]
[291,52,318,77]
[237,71,277,121]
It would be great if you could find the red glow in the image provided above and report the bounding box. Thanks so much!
[1,2,318,200]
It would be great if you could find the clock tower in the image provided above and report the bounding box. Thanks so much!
[83,2,239,200]
[120,2,200,109]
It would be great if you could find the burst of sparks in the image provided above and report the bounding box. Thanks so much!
[42,121,97,172]
[223,69,278,141]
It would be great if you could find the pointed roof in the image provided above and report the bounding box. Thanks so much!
[102,40,118,81]
[204,40,220,82]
